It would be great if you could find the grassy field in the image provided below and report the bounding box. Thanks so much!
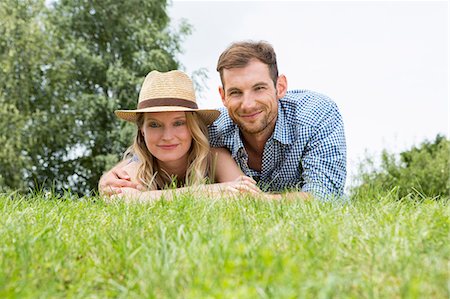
[0,192,448,298]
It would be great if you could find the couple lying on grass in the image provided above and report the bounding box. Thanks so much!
[99,41,347,202]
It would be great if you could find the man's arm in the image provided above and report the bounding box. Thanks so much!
[98,159,142,196]
[301,101,347,200]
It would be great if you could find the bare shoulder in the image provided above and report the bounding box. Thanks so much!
[210,147,243,181]
[210,147,232,157]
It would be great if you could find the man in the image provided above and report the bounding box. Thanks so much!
[99,40,346,200]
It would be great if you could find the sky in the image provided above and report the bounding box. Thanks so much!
[168,0,449,187]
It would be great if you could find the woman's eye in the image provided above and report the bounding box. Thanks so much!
[174,120,186,127]
[149,122,160,128]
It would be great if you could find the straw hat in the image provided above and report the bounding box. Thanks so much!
[115,70,220,125]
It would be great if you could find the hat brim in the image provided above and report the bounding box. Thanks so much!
[115,106,220,126]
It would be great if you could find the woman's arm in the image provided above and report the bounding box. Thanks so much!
[109,149,309,203]
[115,183,312,203]
[210,147,244,182]
[116,176,260,203]
[111,148,261,202]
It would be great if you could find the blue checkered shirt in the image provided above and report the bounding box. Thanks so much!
[208,90,347,200]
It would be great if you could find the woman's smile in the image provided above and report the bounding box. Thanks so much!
[158,144,179,150]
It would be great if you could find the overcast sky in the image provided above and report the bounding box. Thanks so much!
[168,1,449,186]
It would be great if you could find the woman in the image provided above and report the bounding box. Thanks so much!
[108,70,260,201]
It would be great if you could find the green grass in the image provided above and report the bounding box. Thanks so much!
[0,192,448,298]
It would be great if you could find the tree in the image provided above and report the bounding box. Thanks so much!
[0,0,191,195]
[0,0,51,192]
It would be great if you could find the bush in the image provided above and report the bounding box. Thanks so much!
[352,135,449,200]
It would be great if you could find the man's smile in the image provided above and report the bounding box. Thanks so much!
[240,110,262,120]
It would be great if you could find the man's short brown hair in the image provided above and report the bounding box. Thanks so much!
[216,40,279,87]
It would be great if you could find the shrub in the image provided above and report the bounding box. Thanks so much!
[352,134,449,200]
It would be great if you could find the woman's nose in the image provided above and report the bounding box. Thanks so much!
[161,127,174,140]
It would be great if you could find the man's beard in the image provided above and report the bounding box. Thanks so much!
[236,114,276,135]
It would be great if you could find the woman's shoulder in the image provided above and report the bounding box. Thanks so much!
[210,147,232,157]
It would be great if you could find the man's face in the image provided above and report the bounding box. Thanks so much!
[219,59,286,137]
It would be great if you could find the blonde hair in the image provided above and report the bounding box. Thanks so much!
[124,112,214,190]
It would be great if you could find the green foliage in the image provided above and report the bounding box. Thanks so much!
[0,193,448,298]
[352,134,449,200]
[0,0,191,195]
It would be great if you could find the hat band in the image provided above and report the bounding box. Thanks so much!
[138,98,198,109]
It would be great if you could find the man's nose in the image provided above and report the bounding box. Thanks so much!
[241,92,256,110]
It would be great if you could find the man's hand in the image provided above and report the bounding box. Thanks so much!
[98,166,143,196]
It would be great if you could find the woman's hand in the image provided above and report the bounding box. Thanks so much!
[224,175,261,194]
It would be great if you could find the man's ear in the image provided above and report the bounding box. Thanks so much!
[276,75,288,99]
[219,86,227,106]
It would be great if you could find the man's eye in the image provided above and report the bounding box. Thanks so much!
[255,86,266,91]
[229,91,241,96]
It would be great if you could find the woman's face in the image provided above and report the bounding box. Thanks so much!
[141,111,192,167]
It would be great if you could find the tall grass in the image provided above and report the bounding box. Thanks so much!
[0,192,448,298]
